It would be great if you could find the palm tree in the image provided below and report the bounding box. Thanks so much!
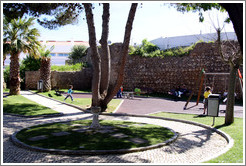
[3,16,40,95]
[68,45,88,64]
[39,45,54,92]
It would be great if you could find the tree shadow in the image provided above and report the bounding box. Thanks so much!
[214,123,230,130]
[193,114,207,118]
[162,128,214,154]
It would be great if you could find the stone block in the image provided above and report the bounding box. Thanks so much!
[111,133,129,138]
[128,138,148,144]
[51,131,71,136]
[28,135,48,141]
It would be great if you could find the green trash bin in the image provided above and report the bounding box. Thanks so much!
[207,94,220,117]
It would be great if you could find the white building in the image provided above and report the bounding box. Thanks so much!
[4,40,89,66]
[150,32,237,50]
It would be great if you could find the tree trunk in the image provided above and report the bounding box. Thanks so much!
[103,3,138,107]
[225,64,237,125]
[220,3,243,53]
[3,55,6,89]
[9,53,21,95]
[99,3,110,100]
[83,3,138,128]
[40,57,51,92]
[83,3,102,129]
[84,3,101,107]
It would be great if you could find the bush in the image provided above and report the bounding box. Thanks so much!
[130,39,161,57]
[130,39,205,58]
[68,45,88,64]
[20,55,41,89]
[51,63,84,71]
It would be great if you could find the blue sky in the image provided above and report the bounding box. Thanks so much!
[35,2,234,44]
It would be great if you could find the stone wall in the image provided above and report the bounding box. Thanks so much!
[25,68,92,90]
[25,42,243,98]
[123,42,242,97]
[25,71,40,90]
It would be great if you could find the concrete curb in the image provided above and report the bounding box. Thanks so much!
[102,113,233,143]
[3,112,64,118]
[10,117,179,155]
[100,113,234,161]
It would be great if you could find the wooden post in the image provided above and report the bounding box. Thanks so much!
[183,69,204,110]
[196,72,205,105]
[237,69,243,98]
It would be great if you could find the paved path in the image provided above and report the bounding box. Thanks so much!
[115,97,243,118]
[20,91,83,115]
[65,93,243,118]
[3,91,233,163]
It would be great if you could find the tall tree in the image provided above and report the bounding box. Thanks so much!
[39,45,54,92]
[173,3,243,125]
[217,28,242,124]
[3,3,138,128]
[219,3,243,53]
[83,3,138,128]
[3,17,40,95]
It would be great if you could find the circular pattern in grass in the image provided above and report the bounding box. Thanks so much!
[12,120,178,155]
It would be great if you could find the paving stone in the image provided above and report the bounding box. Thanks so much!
[72,128,88,133]
[110,133,129,138]
[117,125,130,128]
[102,125,115,129]
[96,129,114,134]
[28,135,48,141]
[131,123,146,127]
[51,131,71,136]
[70,124,84,127]
[128,137,148,144]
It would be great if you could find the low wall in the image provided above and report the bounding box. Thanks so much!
[25,68,92,90]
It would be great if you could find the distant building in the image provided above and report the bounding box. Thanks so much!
[150,32,237,50]
[4,40,89,66]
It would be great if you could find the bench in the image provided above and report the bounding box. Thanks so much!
[122,91,134,99]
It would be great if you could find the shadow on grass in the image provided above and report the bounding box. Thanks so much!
[193,114,207,118]
[16,120,174,151]
[3,94,10,98]
[4,103,54,116]
[214,123,230,130]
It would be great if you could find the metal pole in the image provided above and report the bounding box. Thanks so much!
[212,117,215,126]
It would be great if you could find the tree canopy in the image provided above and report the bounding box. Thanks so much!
[3,3,83,29]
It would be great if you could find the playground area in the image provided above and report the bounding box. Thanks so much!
[60,92,243,118]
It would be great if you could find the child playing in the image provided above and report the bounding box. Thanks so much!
[64,85,73,102]
[203,86,212,114]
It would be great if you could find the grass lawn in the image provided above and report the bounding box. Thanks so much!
[34,90,122,113]
[16,120,175,150]
[3,88,9,93]
[150,112,244,163]
[3,95,59,116]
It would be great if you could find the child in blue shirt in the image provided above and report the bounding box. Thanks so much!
[64,85,73,101]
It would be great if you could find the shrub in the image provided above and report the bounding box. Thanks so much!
[51,63,84,71]
[68,45,88,64]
